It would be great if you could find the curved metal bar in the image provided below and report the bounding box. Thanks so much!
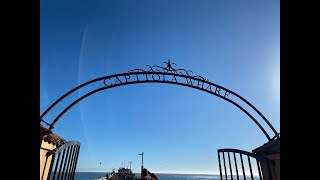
[40,75,113,119]
[197,78,278,138]
[218,148,269,162]
[48,80,272,140]
[55,141,81,154]
[226,91,279,139]
[41,71,278,139]
[41,60,278,139]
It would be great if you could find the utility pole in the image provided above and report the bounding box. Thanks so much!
[138,152,144,173]
[129,161,132,170]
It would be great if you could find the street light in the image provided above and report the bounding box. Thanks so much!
[138,152,144,174]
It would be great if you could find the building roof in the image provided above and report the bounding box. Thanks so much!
[40,124,52,137]
[40,125,66,147]
[252,138,280,155]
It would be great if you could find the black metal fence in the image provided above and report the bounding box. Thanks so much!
[47,141,81,180]
[217,149,272,180]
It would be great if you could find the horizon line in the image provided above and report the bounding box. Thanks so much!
[75,171,220,175]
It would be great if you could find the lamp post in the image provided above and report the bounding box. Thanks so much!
[138,152,144,175]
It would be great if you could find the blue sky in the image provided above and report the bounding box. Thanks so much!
[40,0,279,174]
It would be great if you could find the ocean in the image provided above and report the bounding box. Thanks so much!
[74,172,257,180]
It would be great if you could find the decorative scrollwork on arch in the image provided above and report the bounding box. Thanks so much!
[129,59,208,81]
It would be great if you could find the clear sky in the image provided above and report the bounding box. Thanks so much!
[40,0,279,175]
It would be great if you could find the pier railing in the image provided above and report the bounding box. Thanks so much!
[217,148,272,180]
[47,141,81,180]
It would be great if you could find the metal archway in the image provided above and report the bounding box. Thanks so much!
[40,60,279,141]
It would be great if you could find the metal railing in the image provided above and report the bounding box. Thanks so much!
[47,141,81,180]
[218,149,272,180]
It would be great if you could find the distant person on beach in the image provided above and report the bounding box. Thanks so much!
[138,168,158,180]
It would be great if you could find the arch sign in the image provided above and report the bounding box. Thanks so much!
[40,60,279,141]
